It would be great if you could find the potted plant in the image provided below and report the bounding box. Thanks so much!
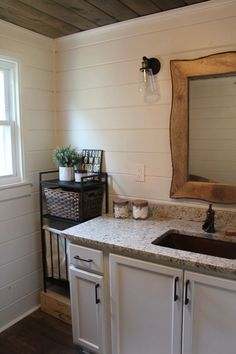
[53,145,82,181]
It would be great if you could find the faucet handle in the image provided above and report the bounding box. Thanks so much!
[202,203,215,233]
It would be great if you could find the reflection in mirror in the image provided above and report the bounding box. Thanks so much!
[170,52,236,203]
[189,75,236,185]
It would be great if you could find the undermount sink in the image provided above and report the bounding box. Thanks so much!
[152,230,236,259]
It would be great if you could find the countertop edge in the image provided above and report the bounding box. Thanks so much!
[61,216,236,279]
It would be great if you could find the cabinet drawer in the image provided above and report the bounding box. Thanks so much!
[69,244,103,273]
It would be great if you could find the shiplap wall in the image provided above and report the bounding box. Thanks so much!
[55,0,236,208]
[189,76,236,184]
[0,21,54,331]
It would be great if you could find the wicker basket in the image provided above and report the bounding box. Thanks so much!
[44,187,103,221]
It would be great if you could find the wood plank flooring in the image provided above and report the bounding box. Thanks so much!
[0,310,83,354]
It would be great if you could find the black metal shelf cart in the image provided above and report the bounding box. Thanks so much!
[39,170,108,293]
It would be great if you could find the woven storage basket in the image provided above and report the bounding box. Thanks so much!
[44,187,103,221]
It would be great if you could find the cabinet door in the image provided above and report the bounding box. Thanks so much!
[110,254,183,354]
[69,266,105,354]
[182,271,236,354]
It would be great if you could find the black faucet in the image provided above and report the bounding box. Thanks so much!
[202,204,215,233]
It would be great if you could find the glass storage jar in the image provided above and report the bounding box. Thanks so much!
[132,199,148,220]
[113,199,129,219]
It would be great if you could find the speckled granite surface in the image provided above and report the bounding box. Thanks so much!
[149,203,236,226]
[62,214,236,278]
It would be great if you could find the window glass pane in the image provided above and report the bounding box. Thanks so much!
[0,58,21,183]
[0,70,6,120]
[0,125,13,176]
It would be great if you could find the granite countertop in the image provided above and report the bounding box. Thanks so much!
[62,215,236,278]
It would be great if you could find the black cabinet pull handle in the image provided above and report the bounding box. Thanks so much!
[184,280,190,305]
[95,283,100,304]
[74,255,93,263]
[174,276,179,301]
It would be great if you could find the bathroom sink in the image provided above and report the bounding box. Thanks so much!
[152,230,236,259]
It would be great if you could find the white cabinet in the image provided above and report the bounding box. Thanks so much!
[109,254,183,354]
[69,244,236,354]
[70,266,105,353]
[69,244,108,354]
[182,271,236,354]
[110,254,236,354]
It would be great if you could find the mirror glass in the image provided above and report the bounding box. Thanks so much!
[188,74,236,185]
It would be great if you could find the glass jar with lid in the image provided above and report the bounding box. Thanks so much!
[132,199,149,220]
[113,198,129,219]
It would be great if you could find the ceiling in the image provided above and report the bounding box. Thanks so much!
[0,0,210,39]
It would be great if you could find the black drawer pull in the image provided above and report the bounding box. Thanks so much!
[95,283,100,304]
[184,280,190,305]
[174,276,179,302]
[74,255,93,263]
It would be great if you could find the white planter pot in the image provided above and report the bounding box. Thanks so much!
[59,166,74,181]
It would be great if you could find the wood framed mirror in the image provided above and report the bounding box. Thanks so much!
[170,52,236,203]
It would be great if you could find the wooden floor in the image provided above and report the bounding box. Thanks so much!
[0,310,83,354]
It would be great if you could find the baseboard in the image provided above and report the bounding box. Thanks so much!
[40,290,71,325]
[0,304,41,334]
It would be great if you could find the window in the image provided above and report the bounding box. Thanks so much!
[0,57,22,185]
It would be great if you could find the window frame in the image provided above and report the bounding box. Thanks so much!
[0,56,23,186]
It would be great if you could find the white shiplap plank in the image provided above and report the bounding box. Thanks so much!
[190,118,236,130]
[0,184,32,203]
[24,130,55,152]
[190,106,236,120]
[23,110,55,131]
[0,270,42,310]
[58,128,170,153]
[0,232,41,267]
[109,174,171,201]
[0,37,53,70]
[22,66,53,90]
[189,149,236,163]
[0,213,40,244]
[190,139,236,151]
[190,96,236,109]
[25,150,55,173]
[56,17,236,70]
[190,128,236,141]
[56,59,170,91]
[104,151,172,178]
[22,88,53,111]
[56,60,141,90]
[0,193,39,222]
[56,105,170,130]
[56,80,171,111]
[0,251,41,288]
[0,290,40,330]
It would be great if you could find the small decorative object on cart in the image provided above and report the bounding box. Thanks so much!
[113,198,129,219]
[74,170,88,182]
[53,145,82,181]
[81,149,103,173]
[132,199,149,220]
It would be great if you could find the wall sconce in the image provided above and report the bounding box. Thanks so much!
[139,56,161,98]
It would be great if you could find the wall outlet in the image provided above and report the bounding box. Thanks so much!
[135,163,145,182]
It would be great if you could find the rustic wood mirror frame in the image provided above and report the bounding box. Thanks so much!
[170,52,236,203]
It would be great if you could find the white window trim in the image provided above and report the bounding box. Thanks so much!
[0,56,24,187]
